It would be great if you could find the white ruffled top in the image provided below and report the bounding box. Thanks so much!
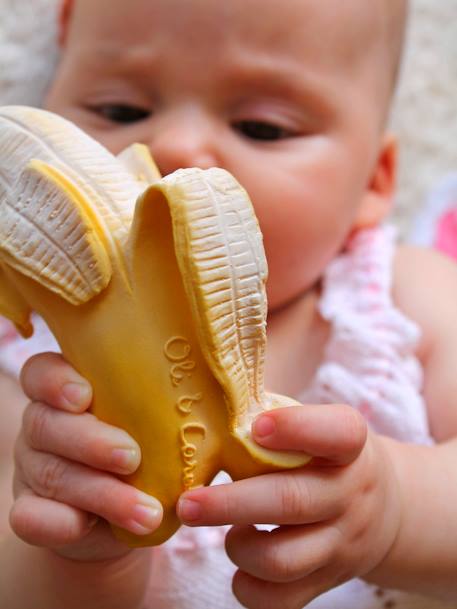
[301,225,432,445]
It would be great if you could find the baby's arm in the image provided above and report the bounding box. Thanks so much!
[393,246,457,440]
[0,535,152,609]
[0,353,161,609]
[364,246,457,593]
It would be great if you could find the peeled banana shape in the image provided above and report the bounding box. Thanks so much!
[0,106,309,547]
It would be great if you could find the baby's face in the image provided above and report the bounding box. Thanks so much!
[45,0,393,312]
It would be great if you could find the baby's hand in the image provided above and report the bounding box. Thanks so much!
[10,352,163,562]
[177,404,402,609]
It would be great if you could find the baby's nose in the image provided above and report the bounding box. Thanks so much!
[145,109,220,176]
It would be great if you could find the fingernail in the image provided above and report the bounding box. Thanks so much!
[127,493,162,535]
[61,382,91,409]
[178,498,202,522]
[111,448,140,474]
[253,415,276,438]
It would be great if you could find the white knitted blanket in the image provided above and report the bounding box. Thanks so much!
[0,0,59,106]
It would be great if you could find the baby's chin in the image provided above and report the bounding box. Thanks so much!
[266,277,319,317]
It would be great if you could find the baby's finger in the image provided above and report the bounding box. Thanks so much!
[178,468,345,526]
[252,404,367,465]
[232,567,335,609]
[20,352,92,413]
[20,447,162,536]
[225,524,337,584]
[10,488,97,547]
[22,402,141,475]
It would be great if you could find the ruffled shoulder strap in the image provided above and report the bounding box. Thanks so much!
[301,225,432,445]
[320,225,407,325]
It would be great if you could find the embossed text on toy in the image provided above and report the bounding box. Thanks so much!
[164,337,206,489]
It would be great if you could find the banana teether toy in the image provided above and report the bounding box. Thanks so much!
[0,106,309,546]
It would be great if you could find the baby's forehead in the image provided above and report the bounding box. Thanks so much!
[65,0,403,113]
[69,0,389,46]
[68,0,389,68]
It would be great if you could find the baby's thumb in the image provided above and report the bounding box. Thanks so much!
[252,403,368,465]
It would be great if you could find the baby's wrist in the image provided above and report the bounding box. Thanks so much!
[0,532,151,609]
[362,437,421,588]
[40,543,152,609]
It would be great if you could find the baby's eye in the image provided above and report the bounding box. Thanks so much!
[232,120,294,141]
[92,104,151,124]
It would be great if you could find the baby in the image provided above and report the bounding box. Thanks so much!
[1,0,457,608]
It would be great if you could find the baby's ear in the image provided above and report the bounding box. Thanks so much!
[353,134,397,230]
[58,0,75,47]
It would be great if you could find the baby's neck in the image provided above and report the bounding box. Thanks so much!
[265,287,329,400]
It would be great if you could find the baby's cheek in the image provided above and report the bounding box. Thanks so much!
[264,241,328,311]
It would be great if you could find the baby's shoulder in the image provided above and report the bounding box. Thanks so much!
[392,244,457,357]
[393,244,457,295]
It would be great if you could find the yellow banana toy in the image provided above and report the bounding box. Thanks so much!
[0,106,309,546]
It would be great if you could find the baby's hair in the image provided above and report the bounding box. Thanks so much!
[386,0,410,94]
[347,0,409,125]
[380,0,409,122]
